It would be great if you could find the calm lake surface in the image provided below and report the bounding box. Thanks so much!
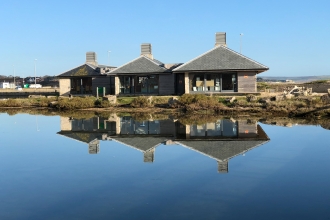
[0,113,330,220]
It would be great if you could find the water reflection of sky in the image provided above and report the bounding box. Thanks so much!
[0,114,329,219]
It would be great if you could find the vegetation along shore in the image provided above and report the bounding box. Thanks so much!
[1,89,330,119]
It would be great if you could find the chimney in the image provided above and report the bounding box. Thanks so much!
[217,161,228,173]
[86,52,98,66]
[88,140,100,154]
[215,32,226,47]
[143,148,155,163]
[141,43,153,59]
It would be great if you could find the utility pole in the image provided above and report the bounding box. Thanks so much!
[13,65,15,88]
[108,50,111,66]
[240,33,244,54]
[34,59,37,90]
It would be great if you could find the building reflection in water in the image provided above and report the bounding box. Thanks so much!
[57,115,269,172]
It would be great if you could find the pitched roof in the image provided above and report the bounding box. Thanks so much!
[57,64,102,77]
[112,136,167,152]
[176,140,269,161]
[57,131,102,144]
[173,45,269,72]
[110,56,169,74]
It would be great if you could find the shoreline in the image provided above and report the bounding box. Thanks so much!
[0,93,330,119]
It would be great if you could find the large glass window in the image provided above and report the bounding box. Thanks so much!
[191,74,204,91]
[190,73,236,92]
[70,78,92,94]
[120,117,160,135]
[136,76,148,93]
[190,119,238,138]
[148,75,159,94]
[119,76,133,94]
[119,75,159,94]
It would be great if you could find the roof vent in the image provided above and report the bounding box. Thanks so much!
[86,52,98,66]
[141,43,153,59]
[215,32,226,47]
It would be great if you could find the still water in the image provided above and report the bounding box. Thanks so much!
[0,113,330,220]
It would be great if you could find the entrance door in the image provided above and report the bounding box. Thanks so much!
[136,76,148,93]
[221,74,236,91]
[176,74,185,95]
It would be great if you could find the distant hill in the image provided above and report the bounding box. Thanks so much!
[257,75,330,83]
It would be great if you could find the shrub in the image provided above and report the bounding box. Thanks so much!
[117,97,135,105]
[35,97,58,107]
[57,97,96,109]
[0,99,21,107]
[95,99,112,108]
[130,96,153,108]
[178,94,196,105]
[152,96,171,105]
[178,94,224,112]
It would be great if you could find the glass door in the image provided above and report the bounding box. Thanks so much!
[136,76,148,93]
[221,73,236,91]
[119,76,133,94]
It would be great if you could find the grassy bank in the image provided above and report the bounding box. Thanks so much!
[0,94,330,118]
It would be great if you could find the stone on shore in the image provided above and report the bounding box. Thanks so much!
[168,97,179,107]
[103,95,117,104]
[246,95,257,102]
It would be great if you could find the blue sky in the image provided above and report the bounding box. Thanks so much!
[1,0,329,77]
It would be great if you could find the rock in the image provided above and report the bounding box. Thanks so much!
[321,94,330,104]
[229,97,236,103]
[246,95,257,102]
[328,89,330,96]
[285,94,294,99]
[275,95,284,101]
[270,96,276,101]
[168,97,179,107]
[29,95,45,98]
[49,101,58,108]
[147,96,153,103]
[103,95,117,104]
[225,97,236,103]
[258,98,270,103]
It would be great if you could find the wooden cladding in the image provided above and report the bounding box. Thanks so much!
[237,72,256,93]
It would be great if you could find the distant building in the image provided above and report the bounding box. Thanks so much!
[0,82,15,88]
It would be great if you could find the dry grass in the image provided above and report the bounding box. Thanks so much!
[56,97,96,110]
[130,96,153,108]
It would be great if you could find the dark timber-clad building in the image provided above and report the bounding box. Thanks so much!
[173,32,269,94]
[57,32,268,96]
[58,52,116,96]
[110,43,181,95]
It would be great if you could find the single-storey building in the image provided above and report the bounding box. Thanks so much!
[110,43,181,96]
[57,32,268,96]
[173,32,269,94]
[57,52,116,96]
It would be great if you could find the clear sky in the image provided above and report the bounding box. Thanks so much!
[1,0,329,77]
